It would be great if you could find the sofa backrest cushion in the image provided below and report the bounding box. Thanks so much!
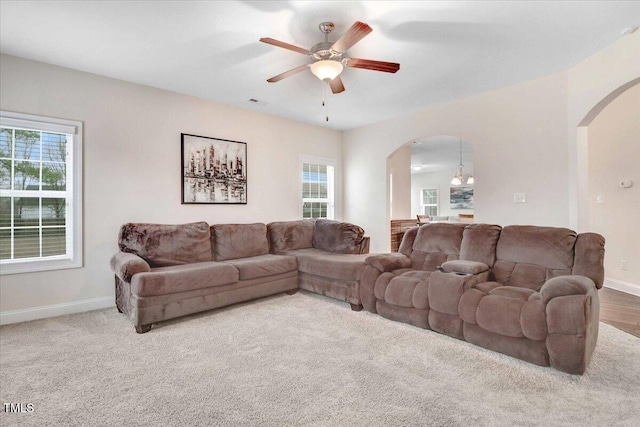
[398,226,419,258]
[460,224,502,267]
[118,222,213,267]
[494,225,577,291]
[212,223,269,261]
[267,219,316,253]
[409,223,466,271]
[572,232,605,289]
[312,219,365,254]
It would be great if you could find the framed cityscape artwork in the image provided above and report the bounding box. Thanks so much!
[181,133,247,204]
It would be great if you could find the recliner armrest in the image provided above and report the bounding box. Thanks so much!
[110,252,151,282]
[539,275,597,305]
[440,260,489,275]
[365,253,411,272]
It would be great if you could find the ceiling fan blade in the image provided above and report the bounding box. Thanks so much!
[346,58,400,73]
[329,75,345,94]
[259,37,310,55]
[331,21,372,52]
[266,64,309,83]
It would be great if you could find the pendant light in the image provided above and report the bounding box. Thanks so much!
[451,139,464,185]
[451,139,474,185]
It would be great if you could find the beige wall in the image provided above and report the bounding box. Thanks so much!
[588,84,640,286]
[344,31,640,256]
[387,143,412,219]
[0,54,343,314]
[344,72,568,252]
[568,31,640,232]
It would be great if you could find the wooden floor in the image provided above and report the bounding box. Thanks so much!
[599,287,640,338]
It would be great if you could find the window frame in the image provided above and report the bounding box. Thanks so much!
[300,156,336,220]
[0,111,83,275]
[420,187,439,216]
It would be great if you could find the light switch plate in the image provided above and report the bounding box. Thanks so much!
[597,195,605,204]
[514,193,526,203]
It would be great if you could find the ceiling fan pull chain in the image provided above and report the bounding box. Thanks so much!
[322,82,329,122]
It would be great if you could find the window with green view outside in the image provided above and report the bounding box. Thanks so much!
[0,111,82,274]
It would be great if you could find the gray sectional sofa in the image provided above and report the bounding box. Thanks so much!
[110,219,370,333]
[110,219,605,374]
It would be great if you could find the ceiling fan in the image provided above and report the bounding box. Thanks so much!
[260,21,400,94]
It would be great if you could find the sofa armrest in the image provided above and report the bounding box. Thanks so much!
[539,275,600,374]
[110,252,151,282]
[358,236,370,254]
[365,253,411,272]
[440,260,489,275]
[539,275,597,305]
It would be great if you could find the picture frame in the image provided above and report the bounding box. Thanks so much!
[450,186,473,209]
[181,133,247,204]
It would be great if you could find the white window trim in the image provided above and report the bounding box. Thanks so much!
[0,111,83,275]
[299,155,336,220]
[421,187,439,216]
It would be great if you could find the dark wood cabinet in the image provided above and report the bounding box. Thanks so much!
[390,219,418,252]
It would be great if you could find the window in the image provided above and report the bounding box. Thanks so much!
[0,111,82,274]
[421,188,438,216]
[301,158,335,219]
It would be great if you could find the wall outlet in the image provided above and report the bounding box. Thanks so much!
[514,193,526,203]
[619,180,633,188]
[596,195,605,204]
[621,260,628,271]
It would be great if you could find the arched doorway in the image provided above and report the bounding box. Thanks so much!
[576,78,640,293]
[386,136,474,250]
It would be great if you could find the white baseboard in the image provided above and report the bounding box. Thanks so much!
[0,296,114,326]
[604,277,640,297]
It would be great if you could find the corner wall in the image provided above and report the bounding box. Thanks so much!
[0,54,343,319]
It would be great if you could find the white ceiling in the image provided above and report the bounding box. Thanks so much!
[1,1,638,130]
[411,136,473,174]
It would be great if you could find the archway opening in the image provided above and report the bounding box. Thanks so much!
[577,79,640,292]
[386,135,474,250]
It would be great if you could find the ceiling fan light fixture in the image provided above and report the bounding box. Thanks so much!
[310,60,343,82]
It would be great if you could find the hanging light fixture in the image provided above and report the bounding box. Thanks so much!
[451,139,473,185]
[310,60,343,82]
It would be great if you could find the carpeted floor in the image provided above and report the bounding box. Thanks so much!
[1,291,639,426]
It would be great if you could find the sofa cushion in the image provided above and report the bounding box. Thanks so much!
[383,272,432,309]
[496,226,577,270]
[267,220,315,253]
[493,226,578,291]
[119,222,213,267]
[460,224,502,267]
[221,254,297,281]
[312,219,365,254]
[473,286,543,339]
[131,261,239,297]
[409,223,466,270]
[212,223,269,261]
[284,248,368,281]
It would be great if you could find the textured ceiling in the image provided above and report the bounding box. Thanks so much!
[1,1,638,130]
